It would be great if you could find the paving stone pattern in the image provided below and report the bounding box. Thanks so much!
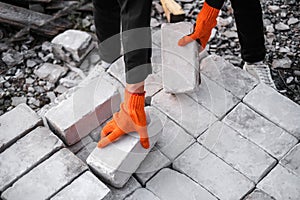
[1,29,300,200]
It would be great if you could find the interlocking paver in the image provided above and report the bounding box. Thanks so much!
[257,164,300,200]
[244,83,300,139]
[198,121,277,183]
[45,77,121,145]
[1,148,88,200]
[244,189,276,200]
[124,188,160,200]
[201,55,258,99]
[155,118,195,161]
[135,148,171,185]
[86,107,163,188]
[146,168,217,200]
[152,90,218,138]
[0,127,63,192]
[51,171,111,200]
[224,103,297,159]
[188,75,240,118]
[280,144,300,177]
[173,143,254,200]
[0,103,42,152]
[161,22,200,93]
[107,177,141,200]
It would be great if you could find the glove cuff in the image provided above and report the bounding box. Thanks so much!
[125,89,145,111]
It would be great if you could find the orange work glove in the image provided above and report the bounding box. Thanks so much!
[178,2,220,48]
[97,89,149,149]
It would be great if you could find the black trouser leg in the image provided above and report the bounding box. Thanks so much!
[230,0,266,63]
[92,0,121,63]
[119,0,153,84]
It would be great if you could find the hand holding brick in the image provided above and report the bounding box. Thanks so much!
[98,90,149,149]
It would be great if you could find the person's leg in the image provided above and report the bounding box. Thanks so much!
[230,0,266,63]
[92,0,121,64]
[119,0,153,87]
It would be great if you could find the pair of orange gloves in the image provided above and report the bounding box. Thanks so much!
[98,2,220,149]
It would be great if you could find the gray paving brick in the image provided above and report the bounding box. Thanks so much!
[198,121,277,183]
[224,103,297,160]
[155,118,195,161]
[107,56,162,97]
[188,75,240,118]
[0,127,63,192]
[68,135,93,154]
[244,189,276,200]
[76,142,97,163]
[51,171,111,200]
[146,168,217,200]
[124,188,160,200]
[173,143,254,200]
[107,177,141,200]
[1,148,88,200]
[280,144,300,177]
[107,56,126,86]
[135,148,171,185]
[0,103,42,152]
[45,77,121,145]
[152,90,218,138]
[161,22,200,93]
[257,164,300,200]
[86,107,163,188]
[244,83,300,139]
[201,55,258,99]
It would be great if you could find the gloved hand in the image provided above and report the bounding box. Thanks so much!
[178,2,219,48]
[97,89,149,149]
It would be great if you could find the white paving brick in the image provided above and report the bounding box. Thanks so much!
[257,164,300,200]
[201,55,258,99]
[280,144,300,177]
[45,77,121,145]
[107,177,141,200]
[86,107,163,188]
[135,148,171,185]
[152,90,218,138]
[124,188,160,200]
[0,127,63,192]
[155,118,195,161]
[188,75,240,118]
[146,168,217,200]
[173,143,254,200]
[0,103,42,152]
[51,171,111,200]
[198,121,277,183]
[2,148,88,200]
[224,103,297,159]
[244,189,276,200]
[161,22,200,93]
[244,83,300,139]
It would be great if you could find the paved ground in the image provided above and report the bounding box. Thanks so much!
[0,29,300,200]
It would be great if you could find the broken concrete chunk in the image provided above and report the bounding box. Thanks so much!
[161,22,200,93]
[45,78,121,145]
[51,29,92,62]
[34,63,67,83]
[86,107,163,188]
